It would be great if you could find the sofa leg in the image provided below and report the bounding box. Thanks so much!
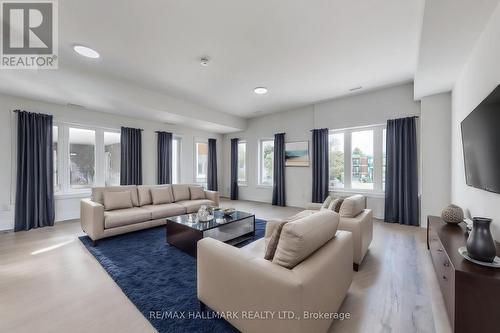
[353,263,359,271]
[199,301,206,312]
[92,239,98,247]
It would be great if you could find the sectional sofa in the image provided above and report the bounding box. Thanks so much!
[80,184,219,245]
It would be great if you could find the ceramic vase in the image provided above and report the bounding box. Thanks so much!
[466,217,496,262]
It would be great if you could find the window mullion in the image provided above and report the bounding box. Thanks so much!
[344,131,352,189]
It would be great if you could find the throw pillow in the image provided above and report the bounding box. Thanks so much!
[334,198,344,213]
[264,221,288,261]
[327,198,340,211]
[103,191,133,211]
[151,187,174,205]
[189,186,206,200]
[321,196,333,209]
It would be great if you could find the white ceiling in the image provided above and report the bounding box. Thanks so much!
[414,0,500,99]
[0,0,425,130]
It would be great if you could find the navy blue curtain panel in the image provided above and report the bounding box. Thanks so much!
[207,138,218,191]
[230,138,239,200]
[384,116,419,226]
[14,111,55,232]
[272,133,286,206]
[312,128,329,203]
[157,131,172,184]
[120,127,143,185]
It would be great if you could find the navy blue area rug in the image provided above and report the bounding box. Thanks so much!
[79,219,266,333]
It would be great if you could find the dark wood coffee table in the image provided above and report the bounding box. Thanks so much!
[165,210,255,257]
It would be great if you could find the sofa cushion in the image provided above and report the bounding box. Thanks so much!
[339,194,365,217]
[172,184,190,202]
[103,191,133,211]
[264,221,288,261]
[104,207,151,229]
[273,210,339,269]
[176,199,215,213]
[141,203,186,219]
[137,186,153,206]
[92,186,139,207]
[189,186,205,200]
[151,187,174,205]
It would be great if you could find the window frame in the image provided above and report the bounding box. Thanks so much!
[54,122,121,196]
[328,124,386,195]
[237,140,247,186]
[258,138,274,187]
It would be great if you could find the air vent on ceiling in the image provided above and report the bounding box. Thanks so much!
[349,86,363,92]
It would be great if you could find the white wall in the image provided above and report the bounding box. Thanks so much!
[222,83,421,218]
[0,93,223,231]
[420,92,451,226]
[452,3,500,241]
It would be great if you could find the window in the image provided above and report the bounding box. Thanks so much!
[104,131,120,186]
[259,139,274,186]
[53,126,58,190]
[172,137,181,184]
[53,123,121,194]
[69,127,95,189]
[238,141,247,184]
[329,125,385,192]
[195,141,208,182]
[329,133,344,188]
[351,130,374,190]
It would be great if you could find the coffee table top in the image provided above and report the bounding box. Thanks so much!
[166,210,254,231]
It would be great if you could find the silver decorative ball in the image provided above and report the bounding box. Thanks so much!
[441,204,464,224]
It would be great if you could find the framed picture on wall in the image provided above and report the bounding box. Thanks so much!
[285,141,309,167]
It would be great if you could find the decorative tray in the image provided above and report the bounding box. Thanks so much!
[458,247,500,268]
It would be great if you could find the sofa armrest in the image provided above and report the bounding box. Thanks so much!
[304,202,322,211]
[204,190,219,207]
[339,209,373,264]
[197,238,303,332]
[80,199,105,241]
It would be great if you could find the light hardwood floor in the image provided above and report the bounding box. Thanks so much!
[0,199,451,333]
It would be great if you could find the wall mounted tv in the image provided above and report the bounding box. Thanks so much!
[461,84,500,194]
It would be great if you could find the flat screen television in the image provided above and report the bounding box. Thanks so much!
[461,84,500,194]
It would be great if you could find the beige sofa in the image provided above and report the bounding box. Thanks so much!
[81,184,219,245]
[198,211,353,333]
[292,194,373,270]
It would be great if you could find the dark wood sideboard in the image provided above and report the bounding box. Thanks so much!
[427,216,500,333]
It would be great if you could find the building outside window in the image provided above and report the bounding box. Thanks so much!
[351,130,374,190]
[259,139,274,186]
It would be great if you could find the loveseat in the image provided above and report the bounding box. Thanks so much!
[80,184,219,245]
[197,210,353,333]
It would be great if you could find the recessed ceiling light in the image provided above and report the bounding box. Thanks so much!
[254,87,268,95]
[349,86,362,92]
[73,45,100,59]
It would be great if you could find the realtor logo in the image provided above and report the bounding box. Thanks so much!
[1,0,58,69]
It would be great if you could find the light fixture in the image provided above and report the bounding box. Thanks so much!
[73,45,100,59]
[254,87,268,95]
[200,57,210,66]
